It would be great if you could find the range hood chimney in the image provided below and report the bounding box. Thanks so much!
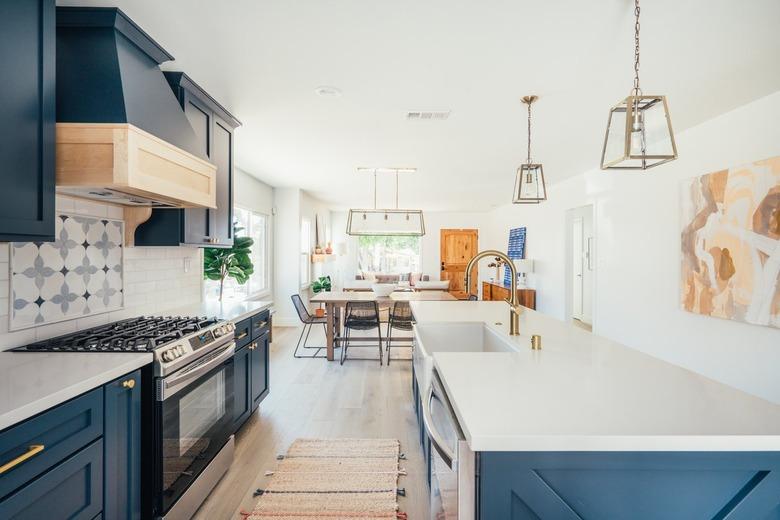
[55,7,217,209]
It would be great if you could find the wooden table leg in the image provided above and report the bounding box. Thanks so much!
[326,301,335,361]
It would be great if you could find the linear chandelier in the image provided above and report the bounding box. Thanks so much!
[601,0,677,170]
[346,168,425,236]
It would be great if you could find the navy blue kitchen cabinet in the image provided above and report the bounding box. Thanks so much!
[103,370,142,520]
[232,342,253,431]
[477,451,780,519]
[133,72,240,248]
[0,0,56,242]
[250,332,270,410]
[0,369,144,520]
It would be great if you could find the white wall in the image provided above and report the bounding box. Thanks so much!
[483,91,780,403]
[0,196,203,351]
[272,187,301,325]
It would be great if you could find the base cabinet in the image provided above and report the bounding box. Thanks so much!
[232,309,271,433]
[0,369,143,520]
[477,451,780,519]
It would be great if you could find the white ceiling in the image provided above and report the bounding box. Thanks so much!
[59,0,780,211]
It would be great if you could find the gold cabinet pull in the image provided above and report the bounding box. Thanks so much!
[249,341,257,350]
[122,379,136,389]
[236,331,248,340]
[0,444,45,474]
[255,321,268,329]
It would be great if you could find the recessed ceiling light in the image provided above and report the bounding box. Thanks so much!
[315,86,342,97]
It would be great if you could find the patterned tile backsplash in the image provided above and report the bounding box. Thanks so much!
[10,214,124,330]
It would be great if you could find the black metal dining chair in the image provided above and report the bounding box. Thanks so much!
[468,294,478,301]
[386,301,413,365]
[341,301,383,365]
[291,294,333,358]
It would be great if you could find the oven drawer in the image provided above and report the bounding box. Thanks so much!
[0,387,103,500]
[0,439,103,519]
[251,310,270,340]
[234,318,252,348]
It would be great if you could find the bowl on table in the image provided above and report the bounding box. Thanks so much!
[371,283,397,297]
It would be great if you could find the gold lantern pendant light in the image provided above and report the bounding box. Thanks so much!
[601,0,677,170]
[513,95,547,204]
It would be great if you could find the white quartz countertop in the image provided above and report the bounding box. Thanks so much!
[164,300,273,323]
[411,301,780,452]
[0,351,152,431]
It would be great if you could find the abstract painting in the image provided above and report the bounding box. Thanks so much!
[504,227,527,287]
[681,156,780,329]
[10,213,124,330]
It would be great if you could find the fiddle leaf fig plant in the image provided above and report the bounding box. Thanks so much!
[204,224,254,301]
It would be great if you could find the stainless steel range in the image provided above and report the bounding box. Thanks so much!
[14,315,238,520]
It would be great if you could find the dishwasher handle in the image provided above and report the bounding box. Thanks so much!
[421,378,456,470]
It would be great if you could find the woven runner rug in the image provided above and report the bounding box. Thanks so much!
[244,438,405,520]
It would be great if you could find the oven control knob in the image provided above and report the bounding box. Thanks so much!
[177,345,185,355]
[214,326,224,337]
[162,351,173,362]
[226,322,235,332]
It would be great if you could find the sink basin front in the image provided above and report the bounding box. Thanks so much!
[412,322,518,396]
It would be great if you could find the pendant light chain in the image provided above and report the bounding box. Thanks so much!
[526,100,533,165]
[633,0,641,96]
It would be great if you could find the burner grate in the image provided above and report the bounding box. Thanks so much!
[15,316,220,353]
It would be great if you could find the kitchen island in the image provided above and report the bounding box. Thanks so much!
[410,301,780,519]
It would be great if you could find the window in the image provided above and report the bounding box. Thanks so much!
[357,235,421,274]
[204,207,270,301]
[300,218,311,286]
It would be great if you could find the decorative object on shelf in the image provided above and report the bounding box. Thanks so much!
[314,214,324,254]
[513,95,547,203]
[487,257,504,282]
[371,283,397,297]
[203,223,254,301]
[514,258,535,288]
[681,156,780,329]
[346,168,425,236]
[10,213,124,330]
[601,0,677,170]
[325,242,333,255]
[503,227,527,287]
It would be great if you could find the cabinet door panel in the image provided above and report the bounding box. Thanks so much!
[0,440,103,520]
[212,116,233,246]
[182,95,212,245]
[0,0,55,242]
[103,370,142,520]
[232,345,252,431]
[250,333,269,409]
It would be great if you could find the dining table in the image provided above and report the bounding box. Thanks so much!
[309,290,457,360]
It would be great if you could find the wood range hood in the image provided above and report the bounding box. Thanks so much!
[54,7,218,243]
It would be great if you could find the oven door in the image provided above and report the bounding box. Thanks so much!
[422,370,475,520]
[155,342,236,515]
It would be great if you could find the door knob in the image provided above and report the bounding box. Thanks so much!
[122,379,135,389]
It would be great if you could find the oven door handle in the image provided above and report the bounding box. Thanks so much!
[159,342,235,401]
[421,378,456,470]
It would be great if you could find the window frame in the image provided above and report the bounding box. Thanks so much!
[356,235,422,275]
[203,205,272,302]
[300,217,311,289]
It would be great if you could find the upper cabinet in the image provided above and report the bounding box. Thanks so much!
[133,73,240,248]
[0,0,55,242]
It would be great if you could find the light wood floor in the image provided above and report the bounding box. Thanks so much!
[192,325,427,519]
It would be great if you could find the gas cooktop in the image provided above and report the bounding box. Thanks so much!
[13,316,221,353]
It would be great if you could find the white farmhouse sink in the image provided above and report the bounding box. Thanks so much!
[413,322,518,395]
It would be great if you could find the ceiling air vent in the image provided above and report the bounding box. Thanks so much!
[406,110,450,121]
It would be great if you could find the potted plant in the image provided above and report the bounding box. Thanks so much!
[311,276,331,317]
[204,223,254,301]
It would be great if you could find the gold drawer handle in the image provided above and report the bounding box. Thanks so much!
[236,331,248,340]
[122,379,136,389]
[249,341,258,350]
[254,321,268,329]
[0,444,45,475]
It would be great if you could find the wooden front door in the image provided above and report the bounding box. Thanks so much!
[440,229,478,299]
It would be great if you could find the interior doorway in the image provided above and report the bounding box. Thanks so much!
[565,205,595,330]
[440,229,478,299]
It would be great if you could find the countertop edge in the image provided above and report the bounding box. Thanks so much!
[0,353,153,431]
